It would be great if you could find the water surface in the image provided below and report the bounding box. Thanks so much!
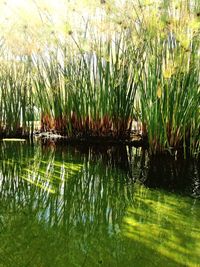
[0,141,200,267]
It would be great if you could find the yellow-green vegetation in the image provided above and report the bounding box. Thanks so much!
[0,0,199,157]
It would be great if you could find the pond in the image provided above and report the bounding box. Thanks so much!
[0,141,200,267]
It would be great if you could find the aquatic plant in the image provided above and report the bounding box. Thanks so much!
[32,31,143,138]
[0,58,34,138]
[66,35,142,138]
[138,0,200,157]
[0,0,199,157]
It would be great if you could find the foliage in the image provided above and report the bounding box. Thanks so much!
[0,0,199,157]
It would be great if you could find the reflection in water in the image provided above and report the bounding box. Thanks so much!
[143,155,200,198]
[0,141,200,267]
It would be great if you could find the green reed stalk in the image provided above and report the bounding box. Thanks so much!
[138,0,200,157]
[0,58,34,137]
[65,33,143,138]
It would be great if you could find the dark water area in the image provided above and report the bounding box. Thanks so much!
[0,141,200,267]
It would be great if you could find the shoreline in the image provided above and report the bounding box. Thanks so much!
[0,131,147,147]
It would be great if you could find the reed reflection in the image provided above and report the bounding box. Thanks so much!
[0,142,200,267]
[0,142,137,266]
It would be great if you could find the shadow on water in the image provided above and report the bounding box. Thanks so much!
[0,141,200,267]
[141,155,200,198]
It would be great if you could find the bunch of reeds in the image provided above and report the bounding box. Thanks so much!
[67,35,143,138]
[33,49,67,133]
[0,57,34,137]
[33,33,142,139]
[138,0,200,157]
[0,0,199,158]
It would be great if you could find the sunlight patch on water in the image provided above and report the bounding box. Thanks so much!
[122,185,200,267]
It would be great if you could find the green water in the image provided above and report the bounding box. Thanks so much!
[0,141,200,267]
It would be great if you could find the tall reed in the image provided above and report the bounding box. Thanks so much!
[66,35,143,138]
[0,57,34,137]
[0,0,199,157]
[33,33,142,138]
[138,0,200,157]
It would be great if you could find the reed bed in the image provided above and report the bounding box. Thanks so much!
[32,36,142,138]
[138,0,200,157]
[0,57,34,137]
[0,0,199,157]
